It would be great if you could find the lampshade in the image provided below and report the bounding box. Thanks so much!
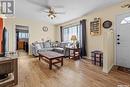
[71,35,77,41]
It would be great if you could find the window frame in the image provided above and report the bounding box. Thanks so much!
[61,24,81,42]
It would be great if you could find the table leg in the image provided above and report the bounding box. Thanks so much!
[78,49,80,59]
[74,50,75,60]
[49,60,52,69]
[61,57,63,66]
[99,54,101,66]
[69,50,70,59]
[39,55,41,61]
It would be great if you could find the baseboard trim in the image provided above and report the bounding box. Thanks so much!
[108,64,114,73]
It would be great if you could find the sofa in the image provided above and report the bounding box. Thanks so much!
[31,41,69,57]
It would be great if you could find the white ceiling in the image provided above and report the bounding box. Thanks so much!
[16,0,124,25]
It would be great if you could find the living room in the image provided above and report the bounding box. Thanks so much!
[0,0,130,87]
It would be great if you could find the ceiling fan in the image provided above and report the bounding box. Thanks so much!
[27,0,65,19]
[41,7,65,19]
[121,4,130,8]
[120,0,130,8]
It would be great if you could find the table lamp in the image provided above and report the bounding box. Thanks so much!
[71,35,77,48]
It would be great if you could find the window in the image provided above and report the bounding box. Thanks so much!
[121,17,130,24]
[62,25,81,42]
[19,32,29,39]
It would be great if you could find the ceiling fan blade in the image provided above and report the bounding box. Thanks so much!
[27,0,50,9]
[42,5,51,10]
[121,4,130,8]
[27,0,42,6]
[52,5,64,8]
[120,0,130,8]
[41,10,49,13]
[54,12,65,14]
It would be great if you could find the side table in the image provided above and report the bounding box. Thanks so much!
[91,51,103,66]
[67,47,80,60]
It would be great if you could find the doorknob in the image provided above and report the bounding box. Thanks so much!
[117,35,120,37]
[117,38,120,40]
[117,42,120,44]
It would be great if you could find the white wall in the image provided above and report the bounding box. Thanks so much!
[56,1,130,73]
[103,30,114,73]
[3,18,56,55]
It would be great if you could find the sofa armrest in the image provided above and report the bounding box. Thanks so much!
[32,45,39,56]
[64,48,70,57]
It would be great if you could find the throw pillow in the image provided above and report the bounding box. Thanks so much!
[35,43,42,49]
[60,43,67,48]
[44,42,51,48]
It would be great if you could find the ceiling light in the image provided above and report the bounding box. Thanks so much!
[48,14,56,19]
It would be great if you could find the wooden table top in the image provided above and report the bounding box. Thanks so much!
[38,51,64,59]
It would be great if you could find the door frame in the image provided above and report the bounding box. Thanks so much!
[15,25,29,53]
[114,11,130,65]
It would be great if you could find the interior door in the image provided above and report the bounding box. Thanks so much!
[116,12,130,68]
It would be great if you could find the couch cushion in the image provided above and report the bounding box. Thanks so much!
[39,48,53,52]
[35,43,42,49]
[32,41,38,46]
[44,42,51,48]
[53,47,64,53]
[43,48,53,51]
[32,42,44,48]
[60,42,68,48]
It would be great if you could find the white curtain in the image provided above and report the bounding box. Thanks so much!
[62,25,80,42]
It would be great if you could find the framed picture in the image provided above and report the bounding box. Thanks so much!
[90,18,101,36]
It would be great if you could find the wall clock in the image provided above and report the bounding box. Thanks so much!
[42,26,48,32]
[103,20,112,29]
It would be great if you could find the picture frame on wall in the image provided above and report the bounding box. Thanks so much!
[90,18,101,36]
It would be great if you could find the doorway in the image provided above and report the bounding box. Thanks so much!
[116,12,130,69]
[15,25,29,53]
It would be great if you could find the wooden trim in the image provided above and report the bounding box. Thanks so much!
[0,58,18,87]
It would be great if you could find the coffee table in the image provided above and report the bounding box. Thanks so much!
[38,51,64,69]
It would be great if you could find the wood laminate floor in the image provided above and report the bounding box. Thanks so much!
[12,52,130,87]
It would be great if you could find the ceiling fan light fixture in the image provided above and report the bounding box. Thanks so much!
[48,14,56,19]
[121,4,130,8]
